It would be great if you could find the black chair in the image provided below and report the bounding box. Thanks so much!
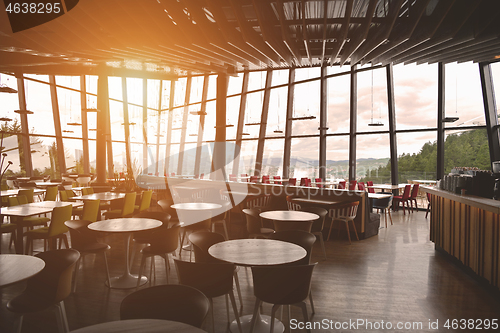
[302,206,328,259]
[372,195,393,228]
[136,224,181,286]
[242,208,274,239]
[269,230,317,314]
[175,259,242,333]
[64,219,111,292]
[250,263,317,333]
[189,231,243,310]
[7,249,80,333]
[120,284,210,328]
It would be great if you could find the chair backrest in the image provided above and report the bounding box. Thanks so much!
[138,190,153,212]
[229,174,237,181]
[269,230,316,265]
[59,190,68,201]
[249,175,260,183]
[64,220,101,250]
[315,178,323,188]
[286,196,301,211]
[48,205,72,237]
[402,184,412,199]
[251,263,316,305]
[366,180,375,193]
[427,192,431,201]
[372,196,393,210]
[262,175,270,184]
[302,206,328,233]
[121,192,137,217]
[410,184,420,198]
[288,178,296,186]
[348,180,357,191]
[300,178,309,187]
[245,194,271,210]
[66,190,76,199]
[81,199,101,222]
[240,173,248,182]
[174,259,235,298]
[329,201,359,220]
[133,210,172,226]
[25,249,80,304]
[8,196,20,206]
[200,173,204,179]
[81,187,93,195]
[338,181,346,189]
[170,172,175,177]
[17,195,29,205]
[148,225,180,254]
[44,186,58,201]
[273,176,282,184]
[18,189,34,203]
[189,230,225,263]
[120,285,210,328]
[242,208,263,235]
[357,182,366,191]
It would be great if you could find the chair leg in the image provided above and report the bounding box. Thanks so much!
[316,232,326,260]
[103,252,112,288]
[136,254,147,288]
[298,302,311,333]
[350,219,359,241]
[233,271,243,313]
[249,299,262,333]
[426,204,431,218]
[270,304,281,333]
[309,291,315,314]
[72,257,81,293]
[163,255,169,284]
[14,315,23,333]
[209,298,215,333]
[229,290,243,333]
[59,300,70,333]
[326,219,335,241]
[388,208,393,225]
[344,221,351,244]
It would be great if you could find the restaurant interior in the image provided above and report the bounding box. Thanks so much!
[1,0,500,332]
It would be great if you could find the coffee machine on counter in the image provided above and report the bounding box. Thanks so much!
[442,167,495,198]
[493,161,500,200]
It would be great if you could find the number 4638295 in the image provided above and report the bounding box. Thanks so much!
[5,2,61,14]
[443,319,498,330]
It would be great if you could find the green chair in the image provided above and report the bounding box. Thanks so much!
[8,196,50,228]
[24,204,73,255]
[18,189,35,203]
[103,192,137,219]
[44,186,58,201]
[134,190,153,214]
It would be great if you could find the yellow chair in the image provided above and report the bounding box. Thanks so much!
[81,199,100,222]
[103,192,137,219]
[24,205,73,254]
[44,186,58,201]
[134,190,153,214]
[18,189,35,203]
[0,222,17,254]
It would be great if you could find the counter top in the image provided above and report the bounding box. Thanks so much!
[422,186,500,214]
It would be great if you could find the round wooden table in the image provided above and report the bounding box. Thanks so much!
[70,319,205,333]
[209,239,306,333]
[259,210,319,232]
[171,202,222,227]
[88,218,162,289]
[0,254,45,287]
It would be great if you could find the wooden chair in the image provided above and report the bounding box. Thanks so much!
[327,201,359,244]
[286,196,301,211]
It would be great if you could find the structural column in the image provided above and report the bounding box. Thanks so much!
[386,64,398,186]
[255,70,272,176]
[96,74,109,184]
[479,62,500,164]
[233,70,249,176]
[194,75,209,177]
[319,65,327,181]
[348,65,357,182]
[283,68,295,180]
[178,76,192,175]
[165,81,175,175]
[80,75,90,174]
[121,77,133,177]
[437,63,445,180]
[15,74,33,176]
[213,73,228,180]
[49,75,67,175]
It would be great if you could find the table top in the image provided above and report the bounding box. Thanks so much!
[88,218,162,233]
[0,205,52,217]
[30,201,83,208]
[411,180,437,184]
[171,202,222,211]
[0,254,45,287]
[291,197,343,206]
[0,189,44,197]
[208,239,307,266]
[260,210,319,222]
[34,182,62,187]
[70,319,206,333]
[367,184,407,190]
[368,193,393,199]
[71,192,126,201]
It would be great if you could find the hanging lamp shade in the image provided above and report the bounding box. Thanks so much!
[82,108,99,112]
[0,117,12,122]
[14,109,34,115]
[443,116,459,123]
[0,86,17,93]
[368,121,384,126]
[190,111,207,116]
[67,122,82,126]
[290,115,316,121]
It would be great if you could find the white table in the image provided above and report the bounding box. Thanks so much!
[70,319,206,333]
[0,254,45,287]
[209,239,306,333]
[259,210,319,232]
[88,218,162,289]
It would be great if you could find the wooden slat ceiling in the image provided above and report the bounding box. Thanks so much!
[0,0,499,78]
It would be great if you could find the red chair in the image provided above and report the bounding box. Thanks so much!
[229,174,237,182]
[262,175,270,184]
[273,176,282,185]
[348,180,357,191]
[249,176,260,183]
[315,178,323,188]
[393,185,412,214]
[338,181,346,189]
[241,174,248,182]
[300,178,310,187]
[409,184,420,211]
[288,178,296,186]
[357,182,365,191]
[170,172,175,177]
[366,181,375,193]
[200,173,204,179]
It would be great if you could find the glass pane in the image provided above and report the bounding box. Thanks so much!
[266,87,287,137]
[444,62,485,128]
[63,138,83,174]
[174,78,187,107]
[227,73,243,96]
[58,87,82,138]
[199,143,213,176]
[248,71,266,92]
[182,143,197,176]
[108,77,122,101]
[357,133,391,183]
[168,144,180,174]
[396,131,437,183]
[25,78,55,136]
[126,78,143,105]
[394,63,438,130]
[55,76,80,90]
[491,62,500,109]
[295,67,320,82]
[147,110,160,144]
[238,140,258,176]
[88,139,96,174]
[31,136,57,178]
[109,100,125,141]
[0,73,21,125]
[444,128,490,173]
[327,73,350,134]
[290,137,319,179]
[292,79,320,135]
[203,101,216,142]
[128,105,143,143]
[326,136,349,181]
[111,142,127,175]
[190,76,204,103]
[242,91,263,138]
[271,69,289,87]
[130,143,145,174]
[226,96,240,140]
[357,68,389,133]
[262,138,285,177]
[207,75,217,101]
[160,80,171,110]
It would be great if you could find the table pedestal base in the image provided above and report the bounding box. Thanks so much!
[106,273,148,289]
[230,314,284,333]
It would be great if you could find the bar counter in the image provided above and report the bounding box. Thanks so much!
[422,187,500,291]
